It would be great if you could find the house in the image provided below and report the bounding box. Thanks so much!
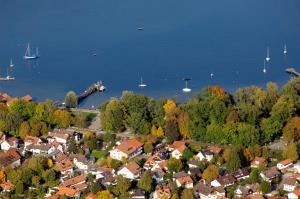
[143,151,167,171]
[292,162,300,173]
[0,132,6,144]
[56,187,80,198]
[235,183,259,197]
[152,168,165,183]
[69,154,88,170]
[1,137,18,151]
[130,189,146,199]
[24,136,42,148]
[0,149,21,168]
[232,168,250,180]
[90,166,115,180]
[188,168,202,179]
[117,161,141,180]
[110,139,144,161]
[211,175,236,188]
[277,159,293,171]
[197,150,213,162]
[176,175,193,189]
[282,177,297,192]
[193,183,224,199]
[188,159,201,169]
[54,160,74,177]
[26,144,55,155]
[260,167,280,182]
[251,157,266,168]
[0,182,15,193]
[288,188,300,199]
[169,141,186,159]
[47,132,69,146]
[173,171,188,180]
[209,146,222,154]
[153,186,171,199]
[61,174,86,187]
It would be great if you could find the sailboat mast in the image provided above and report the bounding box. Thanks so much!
[267,47,269,57]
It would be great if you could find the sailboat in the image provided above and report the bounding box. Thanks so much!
[24,43,40,60]
[283,44,288,55]
[9,58,14,68]
[182,78,192,93]
[263,60,267,74]
[0,67,15,81]
[265,47,271,62]
[138,77,147,88]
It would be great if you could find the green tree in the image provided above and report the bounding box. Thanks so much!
[65,91,78,108]
[53,109,71,128]
[167,157,183,173]
[283,117,300,142]
[225,147,242,171]
[260,118,282,143]
[19,121,31,139]
[137,171,152,192]
[282,142,298,161]
[143,142,153,154]
[182,148,193,161]
[180,189,194,199]
[260,181,271,194]
[114,175,131,196]
[101,98,125,132]
[68,136,78,153]
[202,165,219,181]
[15,181,24,195]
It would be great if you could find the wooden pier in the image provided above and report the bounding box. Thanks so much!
[286,68,300,77]
[78,81,105,103]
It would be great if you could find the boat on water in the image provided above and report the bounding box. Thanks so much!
[0,68,15,81]
[182,78,191,93]
[263,60,267,74]
[137,27,144,31]
[9,58,14,68]
[24,43,40,60]
[265,47,271,62]
[138,77,147,88]
[283,44,288,55]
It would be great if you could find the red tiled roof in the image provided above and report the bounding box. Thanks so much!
[61,174,86,187]
[56,187,78,197]
[122,161,141,175]
[170,141,185,149]
[126,139,143,148]
[209,146,222,154]
[116,139,143,155]
[0,149,21,167]
[0,182,15,191]
[292,188,300,196]
[279,159,293,166]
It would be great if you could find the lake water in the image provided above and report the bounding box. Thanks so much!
[0,0,299,107]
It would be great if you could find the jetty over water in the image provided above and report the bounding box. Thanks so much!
[78,81,105,103]
[286,68,300,77]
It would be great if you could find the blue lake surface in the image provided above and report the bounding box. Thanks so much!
[0,0,299,107]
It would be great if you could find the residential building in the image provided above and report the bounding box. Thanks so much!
[110,139,143,161]
[117,161,141,180]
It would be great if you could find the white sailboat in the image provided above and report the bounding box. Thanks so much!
[265,47,270,62]
[0,67,15,81]
[263,60,267,74]
[24,43,40,60]
[9,58,14,68]
[138,77,147,88]
[210,73,214,79]
[182,78,191,93]
[283,44,288,55]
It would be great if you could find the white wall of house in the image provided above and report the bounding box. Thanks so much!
[117,167,139,180]
[288,192,299,199]
[110,149,128,161]
[284,184,296,192]
[171,149,182,159]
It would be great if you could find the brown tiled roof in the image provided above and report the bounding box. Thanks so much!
[126,139,143,148]
[55,153,68,162]
[283,177,297,186]
[54,160,73,172]
[279,159,293,166]
[177,175,193,185]
[61,174,86,187]
[0,132,4,139]
[116,139,143,155]
[263,167,280,178]
[27,143,52,152]
[176,145,186,154]
[0,182,15,191]
[292,188,300,196]
[56,187,78,197]
[48,132,69,140]
[122,161,141,175]
[209,146,222,154]
[0,149,21,167]
[252,157,266,165]
[69,154,87,163]
[85,192,96,199]
[97,166,114,173]
[170,141,185,149]
[73,183,88,190]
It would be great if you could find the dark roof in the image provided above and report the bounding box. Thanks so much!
[232,168,250,179]
[173,171,188,179]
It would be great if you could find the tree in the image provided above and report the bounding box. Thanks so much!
[19,121,31,139]
[97,190,113,199]
[181,189,194,199]
[144,142,153,154]
[260,181,271,194]
[282,142,298,161]
[167,158,183,173]
[178,110,190,139]
[260,118,282,143]
[202,165,219,181]
[225,147,242,171]
[68,136,78,153]
[182,148,193,161]
[283,117,300,142]
[5,168,22,184]
[101,98,125,132]
[53,109,71,128]
[0,169,6,183]
[156,126,165,138]
[137,171,152,192]
[74,111,87,128]
[65,91,78,108]
[15,181,24,195]
[32,176,41,187]
[47,159,53,168]
[114,175,131,196]
[247,169,260,184]
[103,131,115,144]
[151,125,157,137]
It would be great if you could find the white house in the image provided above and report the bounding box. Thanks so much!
[288,188,300,199]
[283,178,297,192]
[176,175,193,189]
[26,144,55,155]
[110,139,143,161]
[211,175,236,188]
[47,132,69,145]
[277,159,293,170]
[1,137,18,151]
[293,162,300,173]
[69,154,88,170]
[24,136,42,148]
[196,150,213,162]
[169,141,186,159]
[117,161,141,180]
